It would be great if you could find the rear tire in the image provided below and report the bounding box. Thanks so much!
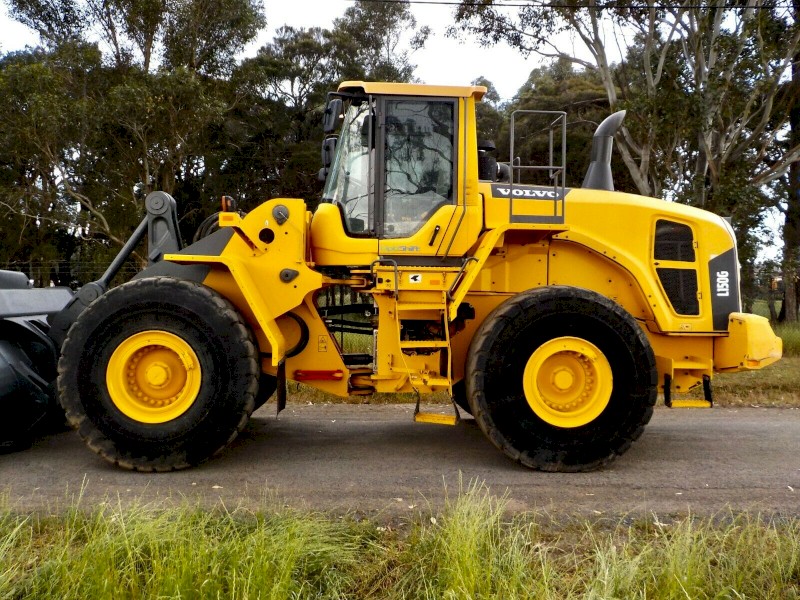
[466,286,657,472]
[58,277,259,471]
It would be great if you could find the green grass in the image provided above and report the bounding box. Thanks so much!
[0,498,361,599]
[0,485,798,599]
[775,321,800,356]
[712,354,800,406]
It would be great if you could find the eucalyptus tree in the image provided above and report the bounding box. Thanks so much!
[3,0,263,269]
[453,1,799,204]
[328,0,429,82]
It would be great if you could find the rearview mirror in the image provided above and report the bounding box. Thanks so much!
[323,98,343,133]
[321,136,337,169]
[319,136,338,181]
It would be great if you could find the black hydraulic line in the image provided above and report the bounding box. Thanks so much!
[260,312,310,359]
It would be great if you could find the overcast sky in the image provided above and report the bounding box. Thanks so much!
[0,0,589,100]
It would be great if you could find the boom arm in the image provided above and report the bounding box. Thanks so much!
[48,192,183,347]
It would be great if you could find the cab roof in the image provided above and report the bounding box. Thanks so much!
[338,81,486,101]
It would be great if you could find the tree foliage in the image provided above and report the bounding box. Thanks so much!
[329,0,429,82]
[454,1,799,200]
[0,0,423,283]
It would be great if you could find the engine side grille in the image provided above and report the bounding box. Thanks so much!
[657,268,699,315]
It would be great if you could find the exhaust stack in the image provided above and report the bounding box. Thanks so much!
[582,110,626,192]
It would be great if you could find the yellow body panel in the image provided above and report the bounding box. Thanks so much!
[647,333,714,392]
[547,188,733,333]
[167,198,323,366]
[310,203,378,266]
[548,239,654,322]
[714,313,782,372]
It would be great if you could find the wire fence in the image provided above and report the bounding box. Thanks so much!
[1,260,142,288]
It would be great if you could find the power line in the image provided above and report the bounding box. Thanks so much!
[351,0,797,9]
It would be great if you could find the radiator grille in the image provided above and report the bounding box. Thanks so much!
[657,268,699,315]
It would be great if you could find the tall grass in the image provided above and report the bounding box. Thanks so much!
[382,481,558,599]
[0,499,360,599]
[580,515,800,599]
[775,321,800,356]
[1,488,798,599]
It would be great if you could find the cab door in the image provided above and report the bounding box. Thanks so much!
[375,97,479,264]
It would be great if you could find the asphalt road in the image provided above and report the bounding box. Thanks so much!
[2,404,799,517]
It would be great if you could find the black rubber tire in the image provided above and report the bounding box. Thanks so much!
[466,286,657,472]
[57,277,259,471]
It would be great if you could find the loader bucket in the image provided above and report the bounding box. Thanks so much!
[0,272,73,451]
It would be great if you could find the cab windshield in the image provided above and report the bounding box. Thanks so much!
[322,100,375,235]
[322,96,456,239]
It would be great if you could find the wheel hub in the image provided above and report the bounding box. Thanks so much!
[552,368,574,391]
[522,336,613,428]
[145,362,170,388]
[106,330,202,424]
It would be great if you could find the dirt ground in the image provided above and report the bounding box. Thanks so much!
[1,404,798,517]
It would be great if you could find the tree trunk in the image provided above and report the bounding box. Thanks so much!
[768,283,778,322]
[783,8,800,323]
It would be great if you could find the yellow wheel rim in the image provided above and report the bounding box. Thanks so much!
[106,330,202,424]
[522,336,613,429]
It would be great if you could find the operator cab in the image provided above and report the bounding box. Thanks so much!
[312,82,486,267]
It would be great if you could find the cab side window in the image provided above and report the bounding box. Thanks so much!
[383,100,455,238]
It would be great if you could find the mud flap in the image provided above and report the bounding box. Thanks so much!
[276,359,287,415]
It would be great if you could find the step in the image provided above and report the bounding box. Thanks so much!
[414,412,458,426]
[668,399,712,408]
[421,376,450,387]
[342,353,373,367]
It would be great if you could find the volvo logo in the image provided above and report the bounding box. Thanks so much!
[490,184,567,200]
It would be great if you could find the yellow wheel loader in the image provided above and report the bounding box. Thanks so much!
[6,81,782,470]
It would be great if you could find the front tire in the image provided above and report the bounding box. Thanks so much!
[466,286,657,472]
[58,277,259,471]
